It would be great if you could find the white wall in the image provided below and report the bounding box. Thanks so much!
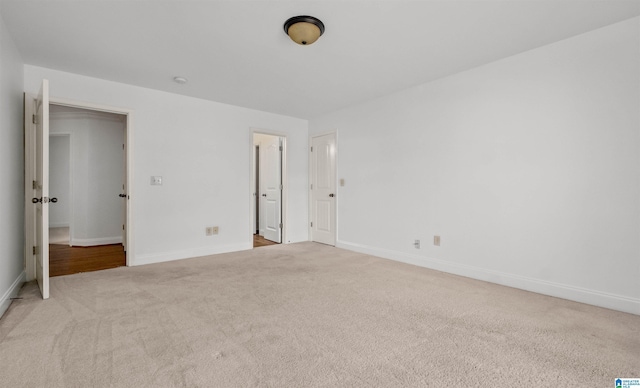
[0,10,25,317]
[49,134,71,228]
[309,17,640,314]
[25,66,309,265]
[50,108,125,245]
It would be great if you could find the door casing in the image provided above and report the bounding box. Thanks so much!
[250,128,287,245]
[24,95,135,281]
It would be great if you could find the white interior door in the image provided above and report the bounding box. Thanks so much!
[258,145,265,236]
[35,80,50,299]
[262,136,282,243]
[121,139,127,251]
[253,145,260,233]
[311,133,336,246]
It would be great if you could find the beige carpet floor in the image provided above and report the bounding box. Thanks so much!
[0,242,638,387]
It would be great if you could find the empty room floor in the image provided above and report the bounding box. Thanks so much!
[1,242,638,387]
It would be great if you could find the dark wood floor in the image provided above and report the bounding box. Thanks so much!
[49,236,275,277]
[49,244,126,277]
[254,234,279,248]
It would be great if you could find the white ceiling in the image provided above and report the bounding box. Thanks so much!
[2,0,639,119]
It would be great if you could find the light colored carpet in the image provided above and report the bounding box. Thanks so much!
[0,242,638,387]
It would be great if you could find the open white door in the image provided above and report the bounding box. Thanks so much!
[34,80,50,299]
[121,139,127,251]
[262,136,282,243]
[310,133,336,246]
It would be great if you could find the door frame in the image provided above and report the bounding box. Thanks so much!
[250,128,287,244]
[309,130,338,245]
[24,96,135,281]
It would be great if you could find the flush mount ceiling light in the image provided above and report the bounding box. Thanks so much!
[283,15,325,46]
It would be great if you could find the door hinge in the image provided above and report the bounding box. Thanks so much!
[279,145,282,151]
[32,180,38,190]
[279,223,283,229]
[122,224,125,230]
[310,146,313,152]
[280,184,283,191]
[32,114,37,124]
[310,222,313,227]
[122,144,125,150]
[32,246,37,255]
[310,184,313,190]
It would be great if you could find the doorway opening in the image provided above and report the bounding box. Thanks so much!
[48,105,127,276]
[252,132,285,248]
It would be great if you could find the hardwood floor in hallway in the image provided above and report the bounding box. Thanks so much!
[253,234,278,248]
[49,244,126,277]
[49,235,276,277]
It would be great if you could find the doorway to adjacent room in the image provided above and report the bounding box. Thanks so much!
[252,132,285,248]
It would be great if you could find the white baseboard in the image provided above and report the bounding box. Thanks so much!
[336,240,640,316]
[71,236,122,246]
[133,243,253,267]
[0,271,26,319]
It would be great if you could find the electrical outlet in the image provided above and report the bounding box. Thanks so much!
[434,235,441,246]
[206,227,213,236]
[414,239,420,249]
[212,226,219,235]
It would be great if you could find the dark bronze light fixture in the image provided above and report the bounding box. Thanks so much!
[283,16,325,45]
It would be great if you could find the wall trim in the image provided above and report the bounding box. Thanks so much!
[336,240,640,316]
[71,236,122,247]
[0,271,26,319]
[133,243,253,267]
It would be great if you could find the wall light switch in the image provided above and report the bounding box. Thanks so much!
[434,235,441,246]
[340,178,345,187]
[150,176,163,186]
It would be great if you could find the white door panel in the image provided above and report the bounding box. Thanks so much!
[311,133,336,246]
[315,200,332,233]
[35,80,50,299]
[258,145,265,236]
[265,199,278,232]
[262,136,282,243]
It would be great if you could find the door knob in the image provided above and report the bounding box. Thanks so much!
[329,193,335,197]
[262,194,267,197]
[32,197,56,203]
[119,194,127,198]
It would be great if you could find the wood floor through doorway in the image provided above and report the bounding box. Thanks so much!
[49,244,126,277]
[49,235,275,277]
[253,234,278,248]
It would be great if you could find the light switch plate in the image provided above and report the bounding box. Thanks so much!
[150,176,163,185]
